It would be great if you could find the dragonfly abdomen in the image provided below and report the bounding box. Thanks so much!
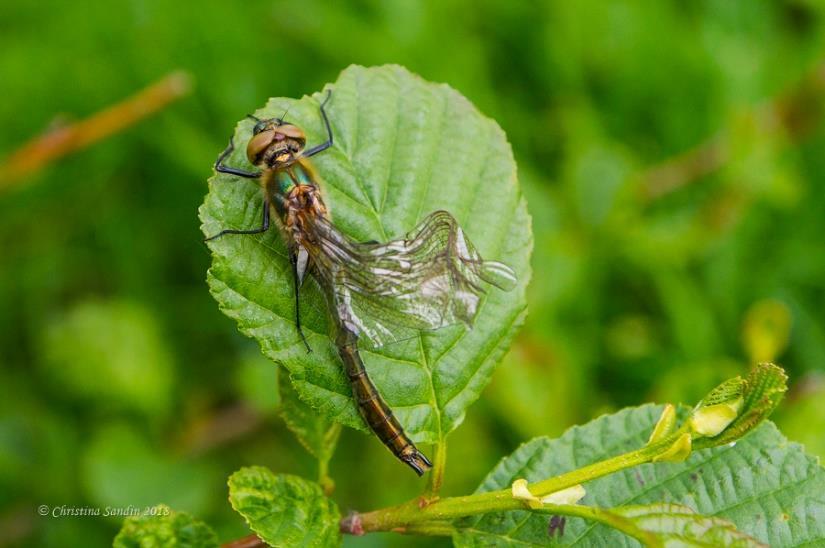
[335,329,432,476]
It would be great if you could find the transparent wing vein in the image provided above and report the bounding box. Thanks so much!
[304,210,516,347]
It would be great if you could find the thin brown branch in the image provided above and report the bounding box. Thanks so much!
[638,135,728,201]
[639,59,825,201]
[0,70,193,189]
[0,504,34,545]
[176,403,265,457]
[221,533,266,548]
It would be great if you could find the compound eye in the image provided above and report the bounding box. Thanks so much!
[253,120,267,135]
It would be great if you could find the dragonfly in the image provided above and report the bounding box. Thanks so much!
[205,89,517,475]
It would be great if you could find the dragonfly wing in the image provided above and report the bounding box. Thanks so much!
[307,210,516,348]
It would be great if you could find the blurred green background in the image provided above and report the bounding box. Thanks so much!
[2,1,825,546]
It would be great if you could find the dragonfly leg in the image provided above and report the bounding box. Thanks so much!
[302,89,333,158]
[215,137,261,178]
[290,249,312,353]
[204,199,270,241]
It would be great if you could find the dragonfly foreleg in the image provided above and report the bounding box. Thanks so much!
[302,89,334,158]
[215,137,262,179]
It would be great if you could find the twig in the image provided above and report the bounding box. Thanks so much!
[424,439,447,498]
[638,135,728,201]
[0,504,34,545]
[0,70,193,189]
[221,533,266,548]
[345,438,664,534]
[176,403,264,457]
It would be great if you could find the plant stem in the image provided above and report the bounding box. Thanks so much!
[402,520,455,537]
[528,442,661,498]
[318,457,333,496]
[221,533,265,548]
[319,423,340,495]
[351,436,675,533]
[424,440,447,498]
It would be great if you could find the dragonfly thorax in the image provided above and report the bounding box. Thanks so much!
[282,183,328,248]
[285,183,327,221]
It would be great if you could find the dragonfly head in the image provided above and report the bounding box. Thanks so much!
[246,118,307,168]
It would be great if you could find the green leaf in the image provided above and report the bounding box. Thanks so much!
[199,64,531,445]
[519,503,763,547]
[228,466,341,547]
[113,504,218,548]
[455,405,825,546]
[279,371,341,467]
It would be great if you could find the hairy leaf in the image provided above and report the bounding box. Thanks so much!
[605,503,762,547]
[200,65,531,444]
[516,502,763,547]
[609,503,763,548]
[455,405,825,546]
[113,505,217,548]
[228,466,340,547]
[693,362,787,448]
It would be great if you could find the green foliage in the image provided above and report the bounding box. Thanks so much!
[456,405,825,546]
[777,377,825,459]
[200,65,531,444]
[41,299,174,417]
[113,505,218,548]
[228,466,341,547]
[742,299,792,363]
[82,424,217,517]
[235,351,282,414]
[279,373,340,474]
[4,2,825,546]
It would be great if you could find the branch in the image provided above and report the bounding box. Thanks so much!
[423,439,447,498]
[221,533,266,548]
[343,363,784,536]
[346,435,672,534]
[175,403,264,457]
[0,70,192,189]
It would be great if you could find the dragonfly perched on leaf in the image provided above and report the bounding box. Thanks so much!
[205,89,517,475]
